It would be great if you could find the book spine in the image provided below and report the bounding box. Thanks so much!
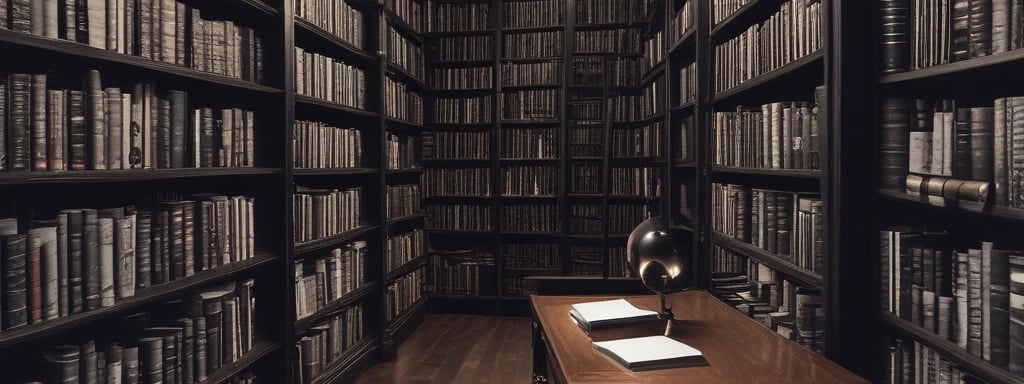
[85,71,106,170]
[135,211,151,289]
[123,346,139,384]
[86,0,105,48]
[56,214,69,317]
[115,218,135,299]
[159,0,175,63]
[169,90,186,168]
[30,73,47,171]
[36,227,59,321]
[48,90,66,170]
[106,87,122,170]
[970,107,995,182]
[8,74,32,171]
[83,209,100,310]
[158,98,171,168]
[98,216,115,308]
[67,210,83,314]
[2,234,28,329]
[26,232,41,323]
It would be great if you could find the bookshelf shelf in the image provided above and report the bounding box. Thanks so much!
[385,116,425,130]
[501,195,560,200]
[423,30,495,38]
[309,337,379,384]
[673,161,697,169]
[567,193,604,198]
[612,112,667,125]
[427,294,501,300]
[385,62,426,88]
[575,22,646,30]
[420,159,490,166]
[294,226,380,255]
[386,214,427,226]
[295,95,380,117]
[385,11,424,45]
[500,25,564,33]
[428,87,494,94]
[385,168,424,176]
[711,50,824,103]
[0,167,283,185]
[876,189,1024,223]
[423,229,494,235]
[575,52,642,57]
[709,0,783,42]
[385,256,429,281]
[500,119,561,125]
[670,29,696,55]
[500,83,562,90]
[711,231,823,287]
[294,18,378,63]
[236,0,278,16]
[568,234,603,239]
[295,282,379,332]
[672,223,695,233]
[641,61,667,84]
[427,59,497,66]
[879,49,1024,85]
[500,57,565,63]
[423,195,493,202]
[293,168,380,176]
[203,341,282,384]
[0,253,277,350]
[501,231,563,237]
[498,158,560,163]
[880,312,1024,384]
[711,166,822,179]
[673,101,696,113]
[387,297,427,333]
[424,122,495,130]
[0,29,284,94]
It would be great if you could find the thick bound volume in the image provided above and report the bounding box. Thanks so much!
[881,99,913,189]
[295,305,365,384]
[2,234,28,329]
[1011,255,1024,377]
[592,336,706,371]
[881,0,910,73]
[568,299,660,333]
[43,344,81,383]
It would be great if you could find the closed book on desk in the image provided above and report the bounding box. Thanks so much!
[569,299,660,333]
[593,335,706,371]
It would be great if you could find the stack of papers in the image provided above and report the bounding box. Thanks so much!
[592,335,706,371]
[568,299,660,333]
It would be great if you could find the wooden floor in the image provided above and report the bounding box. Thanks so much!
[354,315,533,384]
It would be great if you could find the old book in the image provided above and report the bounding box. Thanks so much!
[881,99,911,188]
[970,107,995,182]
[182,202,194,276]
[47,90,66,170]
[29,225,58,321]
[123,346,139,384]
[26,232,41,323]
[8,74,32,170]
[115,218,135,299]
[99,217,115,307]
[56,213,69,316]
[157,97,171,168]
[0,82,6,170]
[957,251,969,348]
[83,209,100,310]
[991,248,1013,368]
[968,248,983,357]
[129,84,144,169]
[139,337,163,384]
[107,344,123,384]
[1009,255,1024,377]
[86,0,105,48]
[178,318,194,384]
[151,210,166,284]
[954,108,972,178]
[159,0,175,63]
[85,71,106,170]
[80,340,98,384]
[165,202,184,279]
[983,242,994,361]
[996,98,1009,205]
[2,234,28,329]
[880,0,910,73]
[194,316,207,382]
[44,344,81,383]
[67,90,87,170]
[106,87,122,169]
[994,0,1011,53]
[10,0,31,33]
[30,74,47,171]
[64,210,84,314]
[135,211,151,289]
[169,90,186,168]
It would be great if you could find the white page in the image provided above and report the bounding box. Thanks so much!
[570,299,659,323]
[593,335,702,363]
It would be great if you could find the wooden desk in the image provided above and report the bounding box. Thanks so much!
[530,290,868,384]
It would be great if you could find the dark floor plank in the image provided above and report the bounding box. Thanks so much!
[355,315,532,384]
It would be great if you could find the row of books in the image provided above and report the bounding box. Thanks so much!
[504,243,559,270]
[610,122,662,159]
[293,241,367,320]
[384,0,423,34]
[570,96,602,122]
[426,1,491,32]
[386,230,424,274]
[672,0,695,44]
[430,249,495,296]
[421,131,490,160]
[433,95,493,124]
[292,187,360,244]
[384,268,423,322]
[502,128,557,159]
[1,0,265,83]
[881,97,1024,209]
[712,0,753,25]
[571,57,603,86]
[607,57,644,87]
[503,269,542,295]
[712,250,825,353]
[879,0,1024,73]
[679,62,697,106]
[575,28,642,55]
[422,168,491,197]
[609,247,631,277]
[503,31,564,58]
[295,0,364,50]
[296,305,364,384]
[570,204,602,233]
[503,0,564,28]
[880,230,1024,375]
[426,204,491,231]
[712,99,823,170]
[430,67,493,90]
[2,71,255,171]
[0,195,256,330]
[608,203,649,234]
[502,166,559,196]
[884,338,985,384]
[429,35,493,62]
[677,115,695,162]
[292,120,361,169]
[385,27,425,80]
[568,246,630,277]
[386,133,418,170]
[570,162,602,193]
[609,167,661,197]
[642,30,664,73]
[386,184,421,220]
[501,89,559,121]
[713,0,822,93]
[295,47,367,110]
[502,61,562,86]
[712,183,824,274]
[34,279,256,384]
[503,204,560,232]
[575,0,648,25]
[607,77,664,122]
[384,77,424,125]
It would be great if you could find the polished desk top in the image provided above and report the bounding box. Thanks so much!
[530,290,869,384]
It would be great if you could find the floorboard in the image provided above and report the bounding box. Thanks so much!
[354,315,532,384]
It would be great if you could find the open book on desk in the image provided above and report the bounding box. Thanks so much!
[568,298,660,333]
[593,335,707,371]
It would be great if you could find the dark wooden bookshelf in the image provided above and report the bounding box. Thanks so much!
[310,337,379,384]
[427,58,496,66]
[880,312,1024,384]
[641,61,667,84]
[673,161,697,168]
[708,0,784,42]
[385,256,429,281]
[501,83,562,90]
[0,167,282,185]
[386,62,426,88]
[879,49,1024,85]
[0,30,284,94]
[711,166,822,179]
[385,116,426,130]
[423,30,494,38]
[673,100,696,112]
[385,10,424,45]
[575,22,646,30]
[235,0,278,15]
[387,297,427,333]
[295,94,381,117]
[202,341,282,384]
[294,225,381,255]
[386,214,427,226]
[500,25,564,33]
[385,168,424,175]
[294,282,379,332]
[423,229,493,235]
[0,253,277,349]
[711,231,824,287]
[293,168,380,176]
[670,29,696,55]
[294,17,378,63]
[712,50,824,103]
[876,189,1024,223]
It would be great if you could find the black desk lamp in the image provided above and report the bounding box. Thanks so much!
[626,217,689,335]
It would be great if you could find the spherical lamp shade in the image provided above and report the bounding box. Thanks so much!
[626,217,689,294]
